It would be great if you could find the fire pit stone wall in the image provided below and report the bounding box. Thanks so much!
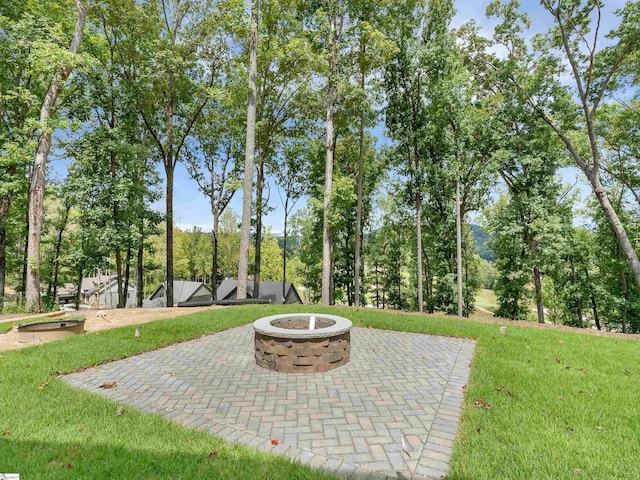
[253,314,352,373]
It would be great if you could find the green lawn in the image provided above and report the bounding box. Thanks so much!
[0,305,638,479]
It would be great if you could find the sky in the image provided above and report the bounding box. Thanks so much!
[49,0,626,234]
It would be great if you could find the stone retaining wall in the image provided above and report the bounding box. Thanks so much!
[254,331,350,373]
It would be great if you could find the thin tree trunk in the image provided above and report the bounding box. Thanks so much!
[165,159,175,306]
[26,1,91,311]
[354,38,366,309]
[50,204,70,302]
[136,222,144,308]
[533,266,544,324]
[282,197,288,302]
[75,267,84,311]
[254,158,264,297]
[0,195,10,311]
[455,177,463,317]
[237,0,258,300]
[122,246,131,308]
[212,207,219,300]
[416,192,423,313]
[569,259,583,326]
[590,294,601,330]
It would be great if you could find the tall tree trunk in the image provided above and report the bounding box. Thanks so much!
[165,161,174,306]
[0,195,10,311]
[322,2,337,307]
[237,0,258,300]
[591,178,640,291]
[122,246,131,308]
[416,192,424,313]
[455,177,463,317]
[354,38,366,309]
[590,294,601,330]
[533,266,545,324]
[254,159,264,297]
[211,207,219,300]
[26,1,91,311]
[136,222,144,308]
[282,197,289,302]
[75,267,84,311]
[50,204,70,302]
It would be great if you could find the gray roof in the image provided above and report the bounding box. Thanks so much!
[216,279,301,304]
[80,275,117,294]
[149,281,212,304]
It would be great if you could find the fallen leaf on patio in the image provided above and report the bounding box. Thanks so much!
[208,450,218,457]
[554,355,561,363]
[462,384,467,391]
[271,439,279,445]
[496,386,504,391]
[38,381,49,390]
[474,399,491,409]
[170,372,177,377]
[2,430,9,436]
[624,369,632,375]
[567,426,576,432]
[99,381,117,389]
[116,406,125,416]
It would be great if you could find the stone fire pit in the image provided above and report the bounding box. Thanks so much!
[253,313,352,373]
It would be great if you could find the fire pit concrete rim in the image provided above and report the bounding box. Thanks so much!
[253,313,352,339]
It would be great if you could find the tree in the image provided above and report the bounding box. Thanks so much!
[274,139,308,300]
[489,0,640,291]
[119,0,234,307]
[384,0,427,312]
[185,93,243,298]
[238,0,259,300]
[26,0,95,311]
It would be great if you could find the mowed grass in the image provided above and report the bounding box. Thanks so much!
[0,305,638,479]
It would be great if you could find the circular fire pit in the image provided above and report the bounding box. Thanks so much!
[17,319,85,343]
[253,313,352,373]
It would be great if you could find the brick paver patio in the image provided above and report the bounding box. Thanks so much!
[63,324,475,479]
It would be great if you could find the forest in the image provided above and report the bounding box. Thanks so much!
[1,0,639,333]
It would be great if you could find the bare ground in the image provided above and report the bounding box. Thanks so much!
[0,306,222,351]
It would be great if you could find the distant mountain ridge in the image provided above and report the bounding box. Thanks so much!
[471,224,494,262]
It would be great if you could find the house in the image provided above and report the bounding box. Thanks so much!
[56,283,77,305]
[80,275,136,308]
[144,281,213,307]
[216,279,303,304]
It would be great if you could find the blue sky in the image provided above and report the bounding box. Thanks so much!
[50,0,625,233]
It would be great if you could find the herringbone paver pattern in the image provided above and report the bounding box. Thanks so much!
[63,324,474,479]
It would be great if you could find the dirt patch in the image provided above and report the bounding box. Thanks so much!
[0,306,223,351]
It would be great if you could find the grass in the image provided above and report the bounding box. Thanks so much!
[0,305,638,479]
[0,321,23,334]
[474,289,498,313]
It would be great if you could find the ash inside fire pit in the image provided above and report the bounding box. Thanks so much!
[253,313,352,373]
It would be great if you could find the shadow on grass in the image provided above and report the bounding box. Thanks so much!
[0,438,344,480]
